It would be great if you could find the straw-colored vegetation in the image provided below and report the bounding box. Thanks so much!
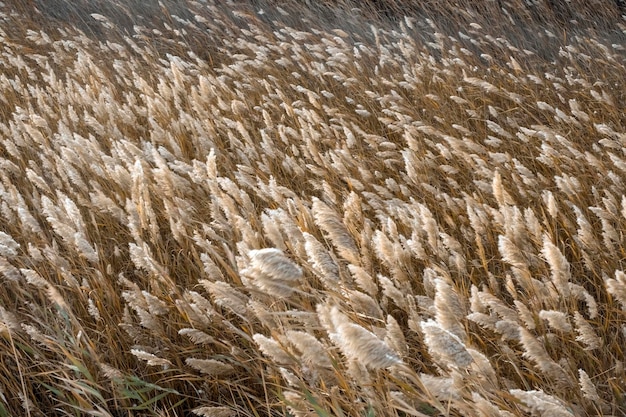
[1,0,626,415]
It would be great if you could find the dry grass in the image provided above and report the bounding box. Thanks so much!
[0,0,626,415]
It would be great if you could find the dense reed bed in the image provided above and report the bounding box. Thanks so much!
[1,0,626,415]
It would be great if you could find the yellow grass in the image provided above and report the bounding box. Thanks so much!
[0,0,625,415]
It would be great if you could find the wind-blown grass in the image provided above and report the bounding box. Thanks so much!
[0,0,625,415]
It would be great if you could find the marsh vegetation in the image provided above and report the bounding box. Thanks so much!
[0,1,626,415]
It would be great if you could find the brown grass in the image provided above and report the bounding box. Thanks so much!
[0,0,625,415]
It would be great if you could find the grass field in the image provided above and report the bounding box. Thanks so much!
[1,0,626,415]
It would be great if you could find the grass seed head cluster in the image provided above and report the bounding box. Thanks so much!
[0,0,626,415]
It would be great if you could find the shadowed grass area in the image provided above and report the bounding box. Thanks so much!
[0,0,625,415]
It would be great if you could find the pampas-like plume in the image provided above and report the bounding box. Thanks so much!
[20,268,48,288]
[578,369,601,403]
[0,306,19,333]
[283,390,316,417]
[433,278,466,340]
[477,290,519,323]
[606,270,626,309]
[185,358,234,376]
[514,301,536,330]
[378,274,407,310]
[572,205,600,252]
[498,234,529,271]
[385,315,408,357]
[518,326,571,385]
[573,312,603,350]
[543,191,559,219]
[467,348,498,388]
[13,192,42,234]
[99,363,123,380]
[420,319,473,369]
[0,256,21,282]
[240,248,303,297]
[541,235,571,298]
[323,305,401,369]
[178,328,218,345]
[192,406,235,417]
[253,333,295,365]
[303,232,339,286]
[87,298,101,321]
[471,392,516,417]
[261,212,287,251]
[419,373,457,401]
[538,310,572,333]
[311,197,360,264]
[568,284,599,319]
[345,289,384,320]
[347,264,378,297]
[202,280,249,316]
[492,170,514,206]
[509,389,574,417]
[285,330,333,369]
[246,249,303,283]
[130,349,172,368]
[334,321,402,369]
[0,231,19,258]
